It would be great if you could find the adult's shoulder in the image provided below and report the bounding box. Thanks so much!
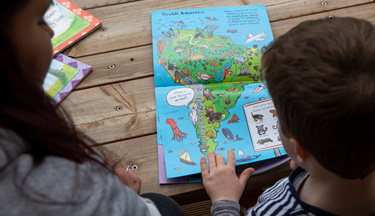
[0,127,29,170]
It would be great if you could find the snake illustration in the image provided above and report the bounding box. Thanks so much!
[178,32,200,45]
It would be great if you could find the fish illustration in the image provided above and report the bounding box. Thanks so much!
[217,147,226,151]
[168,150,173,153]
[178,117,184,120]
[245,31,266,43]
[236,155,254,163]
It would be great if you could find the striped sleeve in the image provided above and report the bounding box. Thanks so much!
[211,200,241,216]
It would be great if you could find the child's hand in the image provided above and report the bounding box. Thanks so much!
[114,164,142,194]
[106,159,142,194]
[200,150,254,203]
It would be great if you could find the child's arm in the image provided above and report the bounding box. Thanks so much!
[200,150,254,203]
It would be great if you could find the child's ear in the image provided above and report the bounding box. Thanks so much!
[289,137,310,163]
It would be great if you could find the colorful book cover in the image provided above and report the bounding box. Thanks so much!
[43,54,92,105]
[152,5,287,179]
[44,0,102,55]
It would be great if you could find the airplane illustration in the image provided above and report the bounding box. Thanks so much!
[245,31,266,43]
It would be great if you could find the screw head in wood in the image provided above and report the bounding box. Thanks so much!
[116,105,123,111]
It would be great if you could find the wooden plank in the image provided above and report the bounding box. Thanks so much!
[65,0,372,58]
[92,134,291,197]
[74,3,375,90]
[70,0,142,10]
[62,77,156,143]
[75,46,153,89]
[271,3,375,38]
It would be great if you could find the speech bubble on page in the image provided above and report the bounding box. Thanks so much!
[167,88,194,107]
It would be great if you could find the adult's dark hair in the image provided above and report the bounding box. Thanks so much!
[0,0,97,165]
[263,18,375,179]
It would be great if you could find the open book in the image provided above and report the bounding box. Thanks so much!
[152,5,287,179]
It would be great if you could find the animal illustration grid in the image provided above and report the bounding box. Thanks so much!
[243,98,282,151]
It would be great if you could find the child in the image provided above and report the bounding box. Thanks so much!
[0,0,184,215]
[201,17,375,216]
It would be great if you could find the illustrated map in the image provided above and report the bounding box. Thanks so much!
[152,5,287,178]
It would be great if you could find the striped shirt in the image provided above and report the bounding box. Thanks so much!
[211,167,337,216]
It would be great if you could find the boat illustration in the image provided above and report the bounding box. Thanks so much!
[179,150,195,165]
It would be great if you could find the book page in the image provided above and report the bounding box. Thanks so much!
[152,5,286,178]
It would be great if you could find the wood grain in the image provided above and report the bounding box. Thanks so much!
[64,0,372,58]
[70,0,142,10]
[62,77,155,143]
[73,3,375,91]
[75,46,153,89]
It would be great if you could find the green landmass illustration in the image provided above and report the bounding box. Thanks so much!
[46,65,79,98]
[158,26,263,156]
[51,13,90,48]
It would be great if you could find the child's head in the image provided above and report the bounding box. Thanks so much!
[263,18,375,179]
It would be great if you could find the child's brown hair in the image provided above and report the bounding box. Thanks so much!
[263,18,375,179]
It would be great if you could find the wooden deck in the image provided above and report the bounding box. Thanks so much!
[62,0,375,209]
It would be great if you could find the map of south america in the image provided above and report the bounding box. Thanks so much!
[156,27,263,156]
[152,5,285,179]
